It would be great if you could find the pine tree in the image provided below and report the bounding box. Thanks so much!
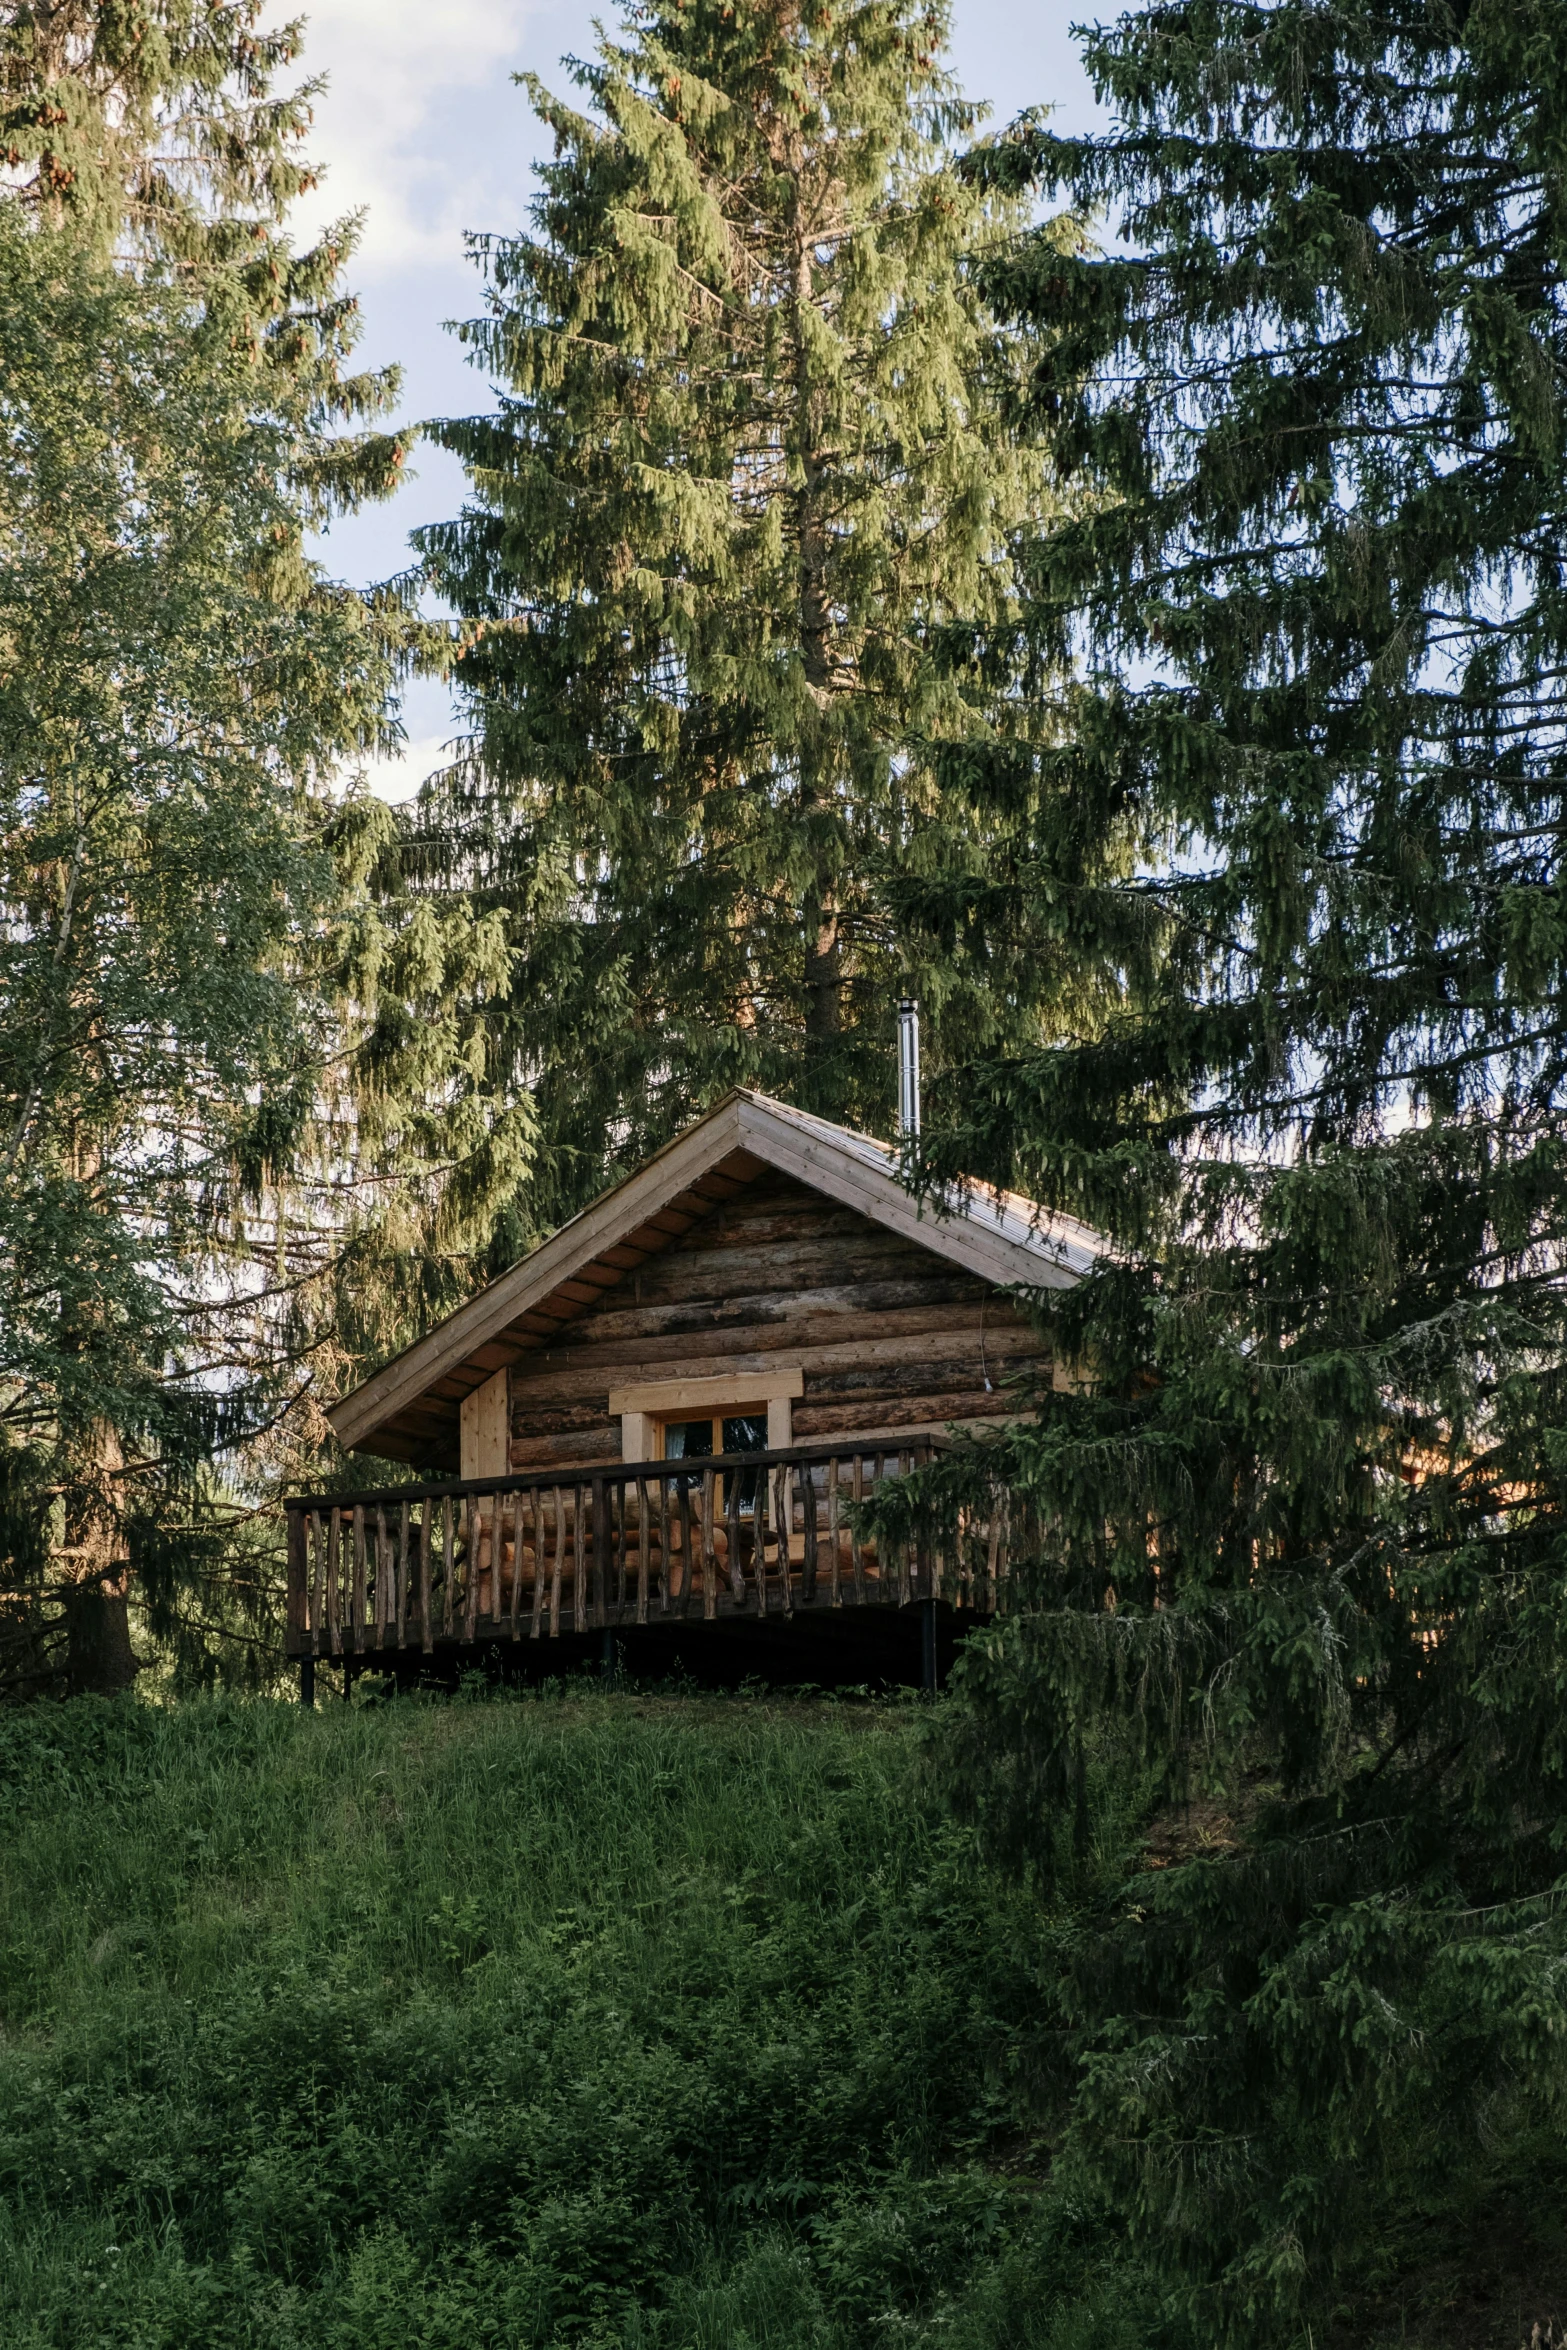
[406,0,1077,1230]
[914,0,1567,2330]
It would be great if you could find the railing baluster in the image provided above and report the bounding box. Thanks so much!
[493,1489,505,1625]
[522,1489,540,1641]
[827,1462,841,1606]
[613,1477,629,1624]
[727,1460,744,1605]
[374,1503,389,1645]
[657,1474,672,1617]
[753,1467,767,1616]
[701,1469,718,1616]
[286,1506,307,1661]
[801,1460,818,1604]
[308,1510,325,1654]
[874,1454,892,1604]
[324,1509,339,1655]
[775,1461,792,1618]
[550,1484,565,1636]
[591,1474,608,1628]
[635,1477,650,1626]
[462,1497,479,1641]
[350,1505,367,1650]
[676,1478,694,1619]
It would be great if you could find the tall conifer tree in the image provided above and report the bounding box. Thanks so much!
[409,0,1072,1227]
[0,2,411,1690]
[915,0,1567,2330]
[0,0,406,515]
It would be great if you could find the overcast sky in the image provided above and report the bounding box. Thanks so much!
[276,0,1103,798]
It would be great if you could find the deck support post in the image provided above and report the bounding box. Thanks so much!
[300,1654,315,1709]
[601,1629,616,1684]
[921,1597,938,1696]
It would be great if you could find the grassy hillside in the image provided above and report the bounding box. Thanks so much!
[0,1688,1174,2350]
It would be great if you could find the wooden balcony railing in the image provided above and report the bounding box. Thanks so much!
[284,1441,1013,1658]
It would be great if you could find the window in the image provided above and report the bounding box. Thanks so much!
[659,1411,769,1508]
[609,1370,800,1465]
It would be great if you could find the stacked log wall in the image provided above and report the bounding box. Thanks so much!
[508,1169,1049,1473]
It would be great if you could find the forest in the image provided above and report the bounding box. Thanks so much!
[6,0,1567,2340]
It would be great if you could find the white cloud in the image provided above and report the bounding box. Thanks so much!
[356,729,460,806]
[267,0,568,276]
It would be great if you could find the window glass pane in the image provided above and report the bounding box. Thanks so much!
[662,1418,715,1460]
[721,1415,768,1513]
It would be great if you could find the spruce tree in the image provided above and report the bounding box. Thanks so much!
[0,0,406,516]
[0,2,411,1690]
[408,0,1072,1228]
[914,0,1567,2330]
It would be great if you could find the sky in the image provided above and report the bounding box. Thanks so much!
[274,0,1103,800]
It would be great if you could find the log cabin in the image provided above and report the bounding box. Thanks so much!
[284,1088,1099,1693]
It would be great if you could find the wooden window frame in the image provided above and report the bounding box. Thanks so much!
[609,1370,802,1465]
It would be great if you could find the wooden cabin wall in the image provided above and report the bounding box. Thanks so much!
[508,1168,1051,1474]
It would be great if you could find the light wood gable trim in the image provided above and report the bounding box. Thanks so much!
[327,1089,1099,1457]
[459,1368,510,1482]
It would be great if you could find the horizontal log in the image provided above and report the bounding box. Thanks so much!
[808,1353,1046,1404]
[511,1396,627,1439]
[509,1419,620,1457]
[673,1203,889,1253]
[507,1275,990,1360]
[794,1392,1016,1438]
[644,1223,946,1279]
[508,1317,1044,1416]
[634,1226,931,1292]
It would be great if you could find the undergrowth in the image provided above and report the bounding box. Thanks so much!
[0,1686,1180,2348]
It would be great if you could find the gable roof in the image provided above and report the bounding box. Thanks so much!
[329,1088,1101,1461]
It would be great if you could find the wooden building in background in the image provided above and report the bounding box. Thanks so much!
[287,1091,1098,1690]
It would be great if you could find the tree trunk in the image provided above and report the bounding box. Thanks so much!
[63,1418,138,1697]
[804,887,842,1048]
[64,1578,139,1696]
[791,176,846,1077]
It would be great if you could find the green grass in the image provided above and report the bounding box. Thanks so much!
[0,1685,1177,2349]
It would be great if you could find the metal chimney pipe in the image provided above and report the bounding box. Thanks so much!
[897,997,921,1139]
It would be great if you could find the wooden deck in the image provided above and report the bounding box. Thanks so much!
[284,1440,1012,1676]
